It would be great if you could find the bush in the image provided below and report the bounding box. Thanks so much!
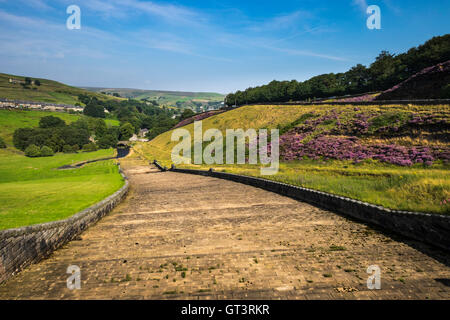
[63,145,75,153]
[39,116,66,128]
[82,142,98,152]
[40,146,54,157]
[25,144,41,157]
[0,137,6,148]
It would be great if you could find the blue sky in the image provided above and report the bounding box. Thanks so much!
[0,0,449,93]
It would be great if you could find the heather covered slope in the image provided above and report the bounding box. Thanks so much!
[376,60,450,100]
[136,104,450,214]
[139,104,450,167]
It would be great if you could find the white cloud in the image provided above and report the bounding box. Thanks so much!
[353,0,369,12]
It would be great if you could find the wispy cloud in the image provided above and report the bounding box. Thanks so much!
[17,0,53,11]
[353,0,369,12]
[262,45,350,62]
[248,10,313,32]
[61,0,207,26]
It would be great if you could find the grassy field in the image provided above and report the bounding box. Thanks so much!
[0,72,122,105]
[0,109,119,145]
[0,148,124,230]
[135,104,450,214]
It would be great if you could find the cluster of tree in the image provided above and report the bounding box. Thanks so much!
[13,116,125,157]
[18,77,41,90]
[225,34,450,106]
[100,91,122,98]
[78,95,179,141]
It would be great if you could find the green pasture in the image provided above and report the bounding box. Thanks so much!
[0,149,124,230]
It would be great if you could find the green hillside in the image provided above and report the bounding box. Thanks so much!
[83,87,224,110]
[0,73,122,105]
[135,104,450,214]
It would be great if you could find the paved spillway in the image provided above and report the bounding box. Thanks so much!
[1,158,449,299]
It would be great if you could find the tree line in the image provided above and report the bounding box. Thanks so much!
[13,116,130,157]
[225,34,450,106]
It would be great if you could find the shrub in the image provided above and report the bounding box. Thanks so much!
[63,145,75,153]
[0,137,6,148]
[40,146,54,157]
[39,116,66,128]
[82,142,98,152]
[25,144,41,157]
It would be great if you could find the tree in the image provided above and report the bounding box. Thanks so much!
[13,128,35,151]
[35,79,41,86]
[25,144,41,157]
[40,146,54,157]
[180,109,196,120]
[370,51,399,90]
[0,137,6,148]
[93,119,107,137]
[345,64,371,94]
[24,77,32,85]
[83,104,106,118]
[97,135,118,149]
[39,116,66,128]
[119,123,134,141]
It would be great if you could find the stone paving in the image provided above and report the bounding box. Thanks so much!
[0,158,449,300]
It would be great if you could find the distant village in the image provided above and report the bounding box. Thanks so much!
[0,98,84,113]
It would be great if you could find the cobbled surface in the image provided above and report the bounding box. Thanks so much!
[1,158,449,300]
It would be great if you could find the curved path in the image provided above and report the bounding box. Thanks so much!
[0,157,449,299]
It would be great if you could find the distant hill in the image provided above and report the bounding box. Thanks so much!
[0,73,121,105]
[376,60,450,100]
[82,87,225,111]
